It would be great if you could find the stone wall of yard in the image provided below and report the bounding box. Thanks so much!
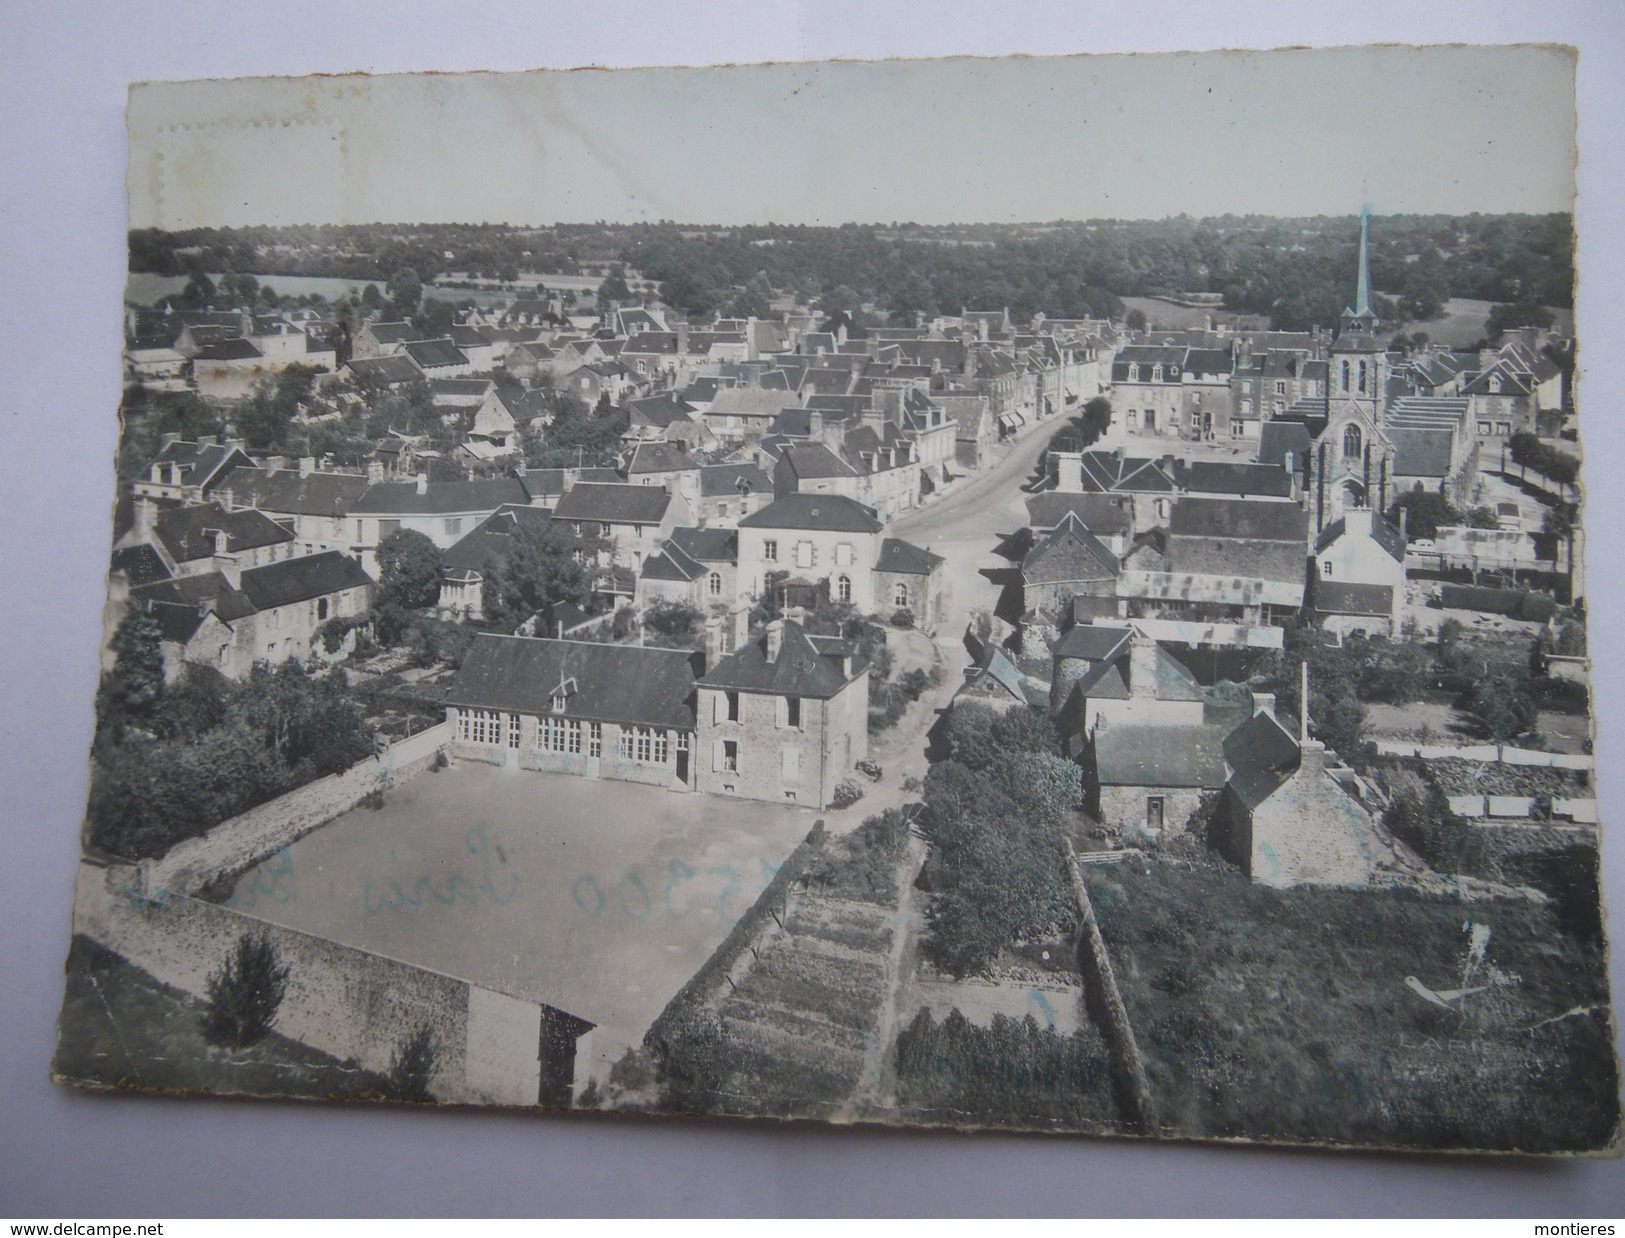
[138,722,452,899]
[74,860,587,1107]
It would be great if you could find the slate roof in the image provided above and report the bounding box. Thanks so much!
[448,634,701,730]
[627,392,698,427]
[640,543,706,584]
[351,477,532,516]
[553,482,674,525]
[213,466,370,518]
[196,338,263,362]
[667,526,738,563]
[153,504,294,564]
[401,338,471,369]
[709,387,798,419]
[1051,624,1132,664]
[957,644,1033,705]
[780,442,860,480]
[429,377,493,399]
[1074,451,1178,494]
[1169,496,1308,543]
[698,463,772,498]
[737,493,883,534]
[623,441,698,475]
[1311,580,1395,618]
[146,440,254,492]
[1025,492,1133,536]
[1093,722,1228,789]
[1223,711,1302,809]
[876,538,944,576]
[1071,637,1203,704]
[346,355,423,386]
[696,620,865,700]
[442,505,559,572]
[238,551,373,610]
[1256,420,1314,474]
[620,332,680,356]
[132,572,257,623]
[1315,513,1407,562]
[365,321,421,345]
[1387,427,1455,479]
[1181,461,1294,500]
[518,467,619,500]
[1022,512,1121,578]
[110,543,172,587]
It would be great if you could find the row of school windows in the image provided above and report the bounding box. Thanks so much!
[455,709,683,764]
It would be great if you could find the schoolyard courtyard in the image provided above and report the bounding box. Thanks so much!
[228,760,820,1084]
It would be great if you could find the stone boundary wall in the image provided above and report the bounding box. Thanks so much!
[74,860,583,1107]
[1065,841,1157,1133]
[139,722,452,898]
[1374,740,1593,771]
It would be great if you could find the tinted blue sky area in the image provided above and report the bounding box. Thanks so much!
[128,44,1576,229]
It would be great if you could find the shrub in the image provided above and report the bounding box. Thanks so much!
[1520,592,1559,623]
[384,1025,439,1102]
[644,599,703,641]
[891,608,915,628]
[855,759,883,781]
[200,934,290,1049]
[831,780,864,809]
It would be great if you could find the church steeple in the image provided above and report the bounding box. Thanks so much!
[1353,207,1372,318]
[1337,208,1379,341]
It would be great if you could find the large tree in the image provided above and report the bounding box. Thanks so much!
[375,528,444,610]
[481,520,594,632]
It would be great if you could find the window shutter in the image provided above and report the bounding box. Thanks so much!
[712,740,724,772]
[775,696,786,728]
[781,747,800,780]
[712,691,725,724]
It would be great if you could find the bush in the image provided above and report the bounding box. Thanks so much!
[384,1025,439,1102]
[644,599,703,641]
[891,608,915,628]
[200,934,290,1049]
[831,780,864,809]
[1520,592,1560,623]
[855,759,883,781]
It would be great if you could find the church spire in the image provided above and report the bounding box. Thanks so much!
[1354,207,1372,317]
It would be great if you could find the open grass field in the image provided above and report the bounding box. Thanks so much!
[1120,295,1573,348]
[226,761,818,1083]
[1088,855,1617,1152]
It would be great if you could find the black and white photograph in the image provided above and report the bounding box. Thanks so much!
[27,26,1624,1190]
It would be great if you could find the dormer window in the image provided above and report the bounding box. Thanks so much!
[1152,365,1164,382]
[1128,364,1140,382]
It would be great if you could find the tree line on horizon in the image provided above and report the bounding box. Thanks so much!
[128,212,1573,334]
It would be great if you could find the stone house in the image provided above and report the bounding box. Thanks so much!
[353,320,421,360]
[1083,721,1227,839]
[136,502,296,579]
[131,436,255,505]
[134,549,374,681]
[436,503,560,620]
[953,643,1047,714]
[735,493,885,612]
[695,463,773,527]
[873,537,946,631]
[938,394,995,471]
[211,459,371,558]
[635,527,739,612]
[400,337,474,380]
[1057,626,1205,755]
[1049,450,1179,530]
[693,618,870,810]
[1213,699,1396,888]
[1309,507,1407,638]
[348,475,534,574]
[1020,511,1121,625]
[552,481,693,572]
[1025,492,1134,556]
[446,634,702,791]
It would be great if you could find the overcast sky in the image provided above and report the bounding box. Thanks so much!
[127,43,1576,230]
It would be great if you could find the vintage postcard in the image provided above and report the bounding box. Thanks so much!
[55,46,1620,1156]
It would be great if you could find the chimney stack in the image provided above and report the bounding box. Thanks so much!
[1128,627,1159,700]
[765,617,785,663]
[1251,691,1276,720]
[298,456,315,478]
[415,471,429,495]
[1300,660,1311,746]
